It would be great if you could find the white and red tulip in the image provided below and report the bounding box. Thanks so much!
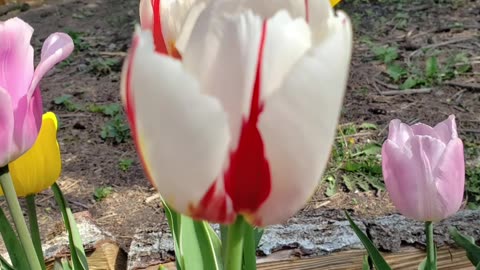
[122,0,352,226]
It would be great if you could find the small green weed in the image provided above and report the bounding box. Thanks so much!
[89,58,121,76]
[53,94,81,112]
[118,158,134,172]
[322,123,384,197]
[94,186,113,202]
[65,30,90,51]
[100,114,130,143]
[88,103,122,116]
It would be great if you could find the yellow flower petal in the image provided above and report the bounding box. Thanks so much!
[0,112,61,197]
[330,0,341,6]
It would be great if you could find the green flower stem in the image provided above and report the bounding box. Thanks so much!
[425,221,436,270]
[225,215,246,270]
[0,166,42,270]
[26,195,46,270]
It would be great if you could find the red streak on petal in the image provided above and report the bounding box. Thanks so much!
[304,0,309,23]
[224,21,271,214]
[189,181,235,223]
[152,0,168,54]
[125,37,155,186]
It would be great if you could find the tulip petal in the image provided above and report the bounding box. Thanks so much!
[260,11,311,100]
[434,115,458,143]
[126,30,231,215]
[0,87,14,166]
[387,119,414,148]
[4,112,61,197]
[181,3,263,150]
[411,123,437,137]
[28,32,74,96]
[254,9,352,226]
[434,138,465,218]
[139,0,154,30]
[0,17,34,105]
[383,136,448,221]
[12,87,43,162]
[240,0,305,19]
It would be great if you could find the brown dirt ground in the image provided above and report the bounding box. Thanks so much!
[1,0,479,253]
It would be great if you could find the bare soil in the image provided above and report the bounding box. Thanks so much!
[1,0,479,253]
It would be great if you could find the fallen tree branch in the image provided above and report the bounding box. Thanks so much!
[381,88,432,96]
[444,81,480,91]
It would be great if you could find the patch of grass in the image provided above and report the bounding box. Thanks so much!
[118,158,134,172]
[322,123,384,197]
[93,186,113,202]
[465,140,480,209]
[369,41,473,89]
[53,94,81,112]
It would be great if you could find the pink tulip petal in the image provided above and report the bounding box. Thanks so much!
[383,136,448,221]
[411,123,437,138]
[12,87,42,156]
[382,140,423,219]
[387,119,413,148]
[434,138,465,218]
[0,87,14,166]
[434,115,458,143]
[0,18,34,105]
[28,32,74,96]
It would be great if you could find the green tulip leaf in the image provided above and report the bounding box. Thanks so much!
[162,200,222,270]
[449,227,480,266]
[52,183,89,270]
[362,255,371,270]
[0,208,30,270]
[345,211,392,270]
[0,255,13,270]
[243,225,257,270]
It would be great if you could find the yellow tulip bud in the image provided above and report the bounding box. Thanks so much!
[330,0,341,6]
[0,112,61,197]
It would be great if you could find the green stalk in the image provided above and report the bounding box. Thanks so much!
[0,166,42,270]
[425,221,437,270]
[26,195,46,270]
[225,216,246,270]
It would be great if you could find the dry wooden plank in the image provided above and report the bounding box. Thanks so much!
[150,247,474,270]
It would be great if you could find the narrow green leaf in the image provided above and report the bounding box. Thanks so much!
[426,56,439,78]
[0,255,13,270]
[220,224,228,259]
[418,257,426,270]
[449,227,480,266]
[61,258,72,270]
[243,225,257,270]
[51,183,89,270]
[180,219,223,270]
[0,207,30,269]
[26,195,47,270]
[254,228,264,248]
[476,261,480,270]
[345,211,392,270]
[362,255,370,270]
[161,200,183,270]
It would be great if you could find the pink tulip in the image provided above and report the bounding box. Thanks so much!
[382,116,465,222]
[0,18,73,167]
[122,0,352,226]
